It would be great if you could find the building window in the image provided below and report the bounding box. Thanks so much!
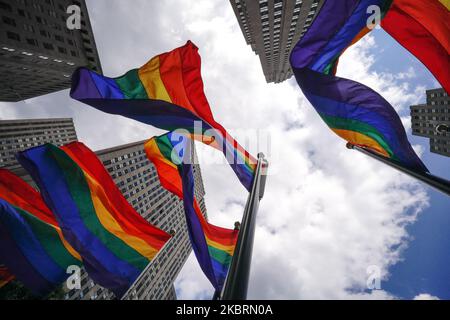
[6,31,20,41]
[2,16,16,26]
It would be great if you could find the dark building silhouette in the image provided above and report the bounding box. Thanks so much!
[411,88,450,157]
[230,0,324,83]
[0,0,102,101]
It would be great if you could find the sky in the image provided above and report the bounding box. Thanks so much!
[0,0,448,300]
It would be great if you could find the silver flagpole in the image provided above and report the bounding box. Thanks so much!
[220,153,268,300]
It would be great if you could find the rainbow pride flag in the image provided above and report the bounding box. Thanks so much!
[70,41,256,191]
[290,0,428,172]
[17,143,171,297]
[0,169,81,296]
[145,133,238,291]
[382,0,450,93]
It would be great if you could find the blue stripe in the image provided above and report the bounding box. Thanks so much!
[311,0,385,72]
[17,145,140,297]
[90,72,125,99]
[0,199,65,285]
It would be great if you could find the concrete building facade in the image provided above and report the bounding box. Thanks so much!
[411,88,450,157]
[0,0,102,101]
[230,0,324,83]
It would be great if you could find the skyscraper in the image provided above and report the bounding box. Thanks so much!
[0,0,102,101]
[0,118,77,168]
[411,88,450,157]
[230,0,324,83]
[64,140,208,300]
[0,118,209,300]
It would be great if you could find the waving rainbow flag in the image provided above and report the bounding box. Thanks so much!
[290,0,428,172]
[70,41,256,191]
[17,143,171,297]
[382,0,450,93]
[0,169,81,296]
[145,133,238,291]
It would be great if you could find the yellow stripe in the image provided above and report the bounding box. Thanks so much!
[84,173,159,261]
[56,228,82,261]
[332,129,390,157]
[438,0,450,10]
[206,238,235,256]
[138,56,172,102]
[145,139,179,170]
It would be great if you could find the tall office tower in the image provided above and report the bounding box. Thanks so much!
[411,88,450,157]
[0,0,102,101]
[0,118,77,170]
[230,0,324,83]
[64,140,208,300]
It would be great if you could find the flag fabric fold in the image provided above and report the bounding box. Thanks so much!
[144,133,238,291]
[290,0,428,172]
[17,143,171,297]
[381,0,450,93]
[0,169,81,296]
[70,40,256,191]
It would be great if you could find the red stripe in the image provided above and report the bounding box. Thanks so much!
[61,143,171,250]
[0,169,57,226]
[382,0,450,93]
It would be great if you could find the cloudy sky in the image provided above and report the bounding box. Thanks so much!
[1,0,449,300]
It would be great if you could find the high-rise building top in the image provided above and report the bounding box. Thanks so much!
[0,0,102,101]
[411,88,450,157]
[0,118,77,168]
[230,0,324,83]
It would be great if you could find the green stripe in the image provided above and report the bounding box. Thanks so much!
[320,113,395,158]
[156,135,183,166]
[208,245,232,266]
[14,205,81,270]
[114,69,148,99]
[48,145,148,271]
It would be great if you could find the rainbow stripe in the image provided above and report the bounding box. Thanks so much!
[290,0,428,172]
[70,41,256,191]
[145,133,238,291]
[17,143,171,297]
[381,0,449,93]
[0,169,81,296]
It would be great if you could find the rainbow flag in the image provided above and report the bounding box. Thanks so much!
[382,0,450,93]
[70,41,256,191]
[145,133,238,291]
[290,0,428,172]
[0,169,81,296]
[17,142,171,297]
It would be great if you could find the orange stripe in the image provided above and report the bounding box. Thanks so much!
[332,129,391,158]
[83,172,159,260]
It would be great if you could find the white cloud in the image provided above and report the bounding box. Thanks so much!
[413,293,440,300]
[0,0,430,300]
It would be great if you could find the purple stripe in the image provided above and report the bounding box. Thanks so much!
[290,0,360,68]
[0,222,54,296]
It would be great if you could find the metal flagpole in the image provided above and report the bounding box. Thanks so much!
[346,143,450,196]
[220,152,268,300]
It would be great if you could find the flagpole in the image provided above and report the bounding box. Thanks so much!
[220,153,268,300]
[346,143,450,196]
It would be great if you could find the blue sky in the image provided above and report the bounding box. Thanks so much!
[370,30,450,299]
